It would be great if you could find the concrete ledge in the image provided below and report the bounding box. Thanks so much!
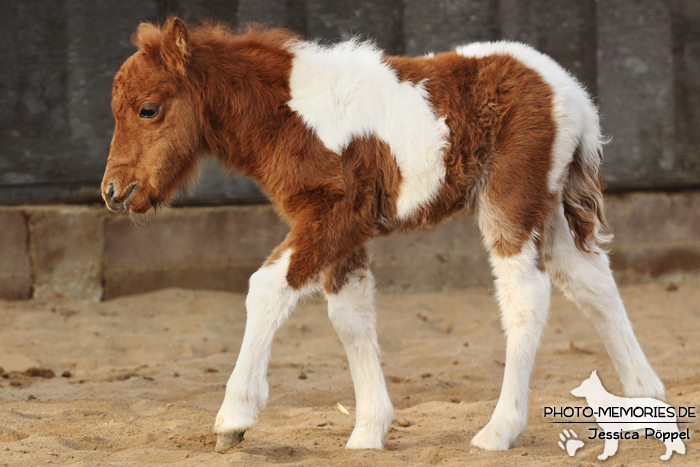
[0,191,699,300]
[606,192,700,282]
[0,210,32,299]
[27,206,104,301]
[371,213,491,292]
[103,206,288,299]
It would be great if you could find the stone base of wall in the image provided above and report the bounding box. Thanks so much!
[1,191,699,301]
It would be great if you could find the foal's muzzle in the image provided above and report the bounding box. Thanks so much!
[103,181,139,213]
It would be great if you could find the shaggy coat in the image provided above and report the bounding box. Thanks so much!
[102,18,664,454]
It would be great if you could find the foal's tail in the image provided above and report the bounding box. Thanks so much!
[562,105,613,253]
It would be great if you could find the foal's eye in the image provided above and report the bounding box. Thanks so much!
[139,104,159,119]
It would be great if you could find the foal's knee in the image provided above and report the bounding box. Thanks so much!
[245,250,299,314]
[327,270,376,345]
[247,267,279,304]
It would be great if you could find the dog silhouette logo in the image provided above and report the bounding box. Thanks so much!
[571,370,686,461]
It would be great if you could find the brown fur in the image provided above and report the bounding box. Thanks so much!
[322,246,370,294]
[563,148,612,252]
[103,18,562,291]
[385,53,556,260]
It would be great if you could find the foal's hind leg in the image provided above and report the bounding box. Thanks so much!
[544,205,664,400]
[472,201,552,450]
[323,247,393,449]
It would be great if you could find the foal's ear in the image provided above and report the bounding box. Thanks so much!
[161,17,190,75]
[133,22,160,56]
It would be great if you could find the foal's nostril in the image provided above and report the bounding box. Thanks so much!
[104,181,139,213]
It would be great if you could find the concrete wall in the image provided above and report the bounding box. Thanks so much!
[1,192,699,301]
[1,0,699,206]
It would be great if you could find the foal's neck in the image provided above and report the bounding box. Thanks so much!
[197,28,296,179]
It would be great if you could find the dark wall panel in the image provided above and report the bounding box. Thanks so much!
[171,0,239,25]
[0,0,698,205]
[306,0,404,54]
[0,0,160,203]
[496,0,598,96]
[672,0,700,184]
[403,0,500,55]
[597,0,678,189]
[237,0,307,33]
[0,1,74,199]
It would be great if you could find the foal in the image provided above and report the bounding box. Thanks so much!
[101,18,665,452]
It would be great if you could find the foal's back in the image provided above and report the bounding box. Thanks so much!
[285,39,596,247]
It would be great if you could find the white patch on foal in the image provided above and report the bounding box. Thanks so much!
[286,40,450,219]
[456,41,604,193]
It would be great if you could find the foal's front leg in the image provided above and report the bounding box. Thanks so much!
[324,251,393,449]
[215,249,317,452]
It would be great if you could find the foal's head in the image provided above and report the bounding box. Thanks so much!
[102,18,202,213]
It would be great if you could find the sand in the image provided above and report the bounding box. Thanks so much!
[0,282,699,466]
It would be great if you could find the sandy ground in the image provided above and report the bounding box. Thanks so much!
[0,282,699,466]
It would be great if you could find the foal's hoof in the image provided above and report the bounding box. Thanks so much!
[471,421,522,451]
[215,430,245,453]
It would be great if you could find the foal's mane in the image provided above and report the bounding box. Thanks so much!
[132,18,299,57]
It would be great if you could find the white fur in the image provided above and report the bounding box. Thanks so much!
[545,206,665,400]
[215,250,319,435]
[286,40,450,219]
[471,236,552,450]
[456,41,605,193]
[326,269,393,449]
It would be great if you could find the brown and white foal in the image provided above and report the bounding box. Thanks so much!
[101,18,665,453]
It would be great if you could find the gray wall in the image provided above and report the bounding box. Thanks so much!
[1,0,699,205]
